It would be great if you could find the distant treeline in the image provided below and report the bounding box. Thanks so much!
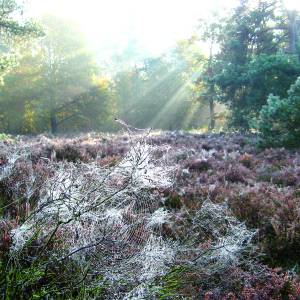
[0,12,209,134]
[0,0,300,140]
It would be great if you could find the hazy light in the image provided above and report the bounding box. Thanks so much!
[284,0,300,11]
[27,0,237,56]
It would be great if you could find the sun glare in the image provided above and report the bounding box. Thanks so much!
[28,0,238,56]
[27,0,299,58]
[284,0,300,10]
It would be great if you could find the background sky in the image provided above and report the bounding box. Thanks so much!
[27,0,237,54]
[27,0,300,56]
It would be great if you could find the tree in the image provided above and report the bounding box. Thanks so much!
[194,17,223,130]
[258,76,300,148]
[57,76,117,132]
[36,15,97,133]
[0,15,116,134]
[286,9,300,59]
[0,42,42,133]
[0,0,41,80]
[114,52,207,130]
[211,0,300,129]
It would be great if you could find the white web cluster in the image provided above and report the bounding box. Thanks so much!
[191,200,256,271]
[138,235,176,280]
[0,143,31,181]
[116,142,175,189]
[9,223,33,252]
[1,133,257,299]
[6,134,178,298]
[199,149,216,161]
[146,208,170,229]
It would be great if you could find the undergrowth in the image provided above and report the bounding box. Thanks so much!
[0,131,300,299]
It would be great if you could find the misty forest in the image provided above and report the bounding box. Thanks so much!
[1,0,300,299]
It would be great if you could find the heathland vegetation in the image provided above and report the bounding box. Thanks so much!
[1,0,300,299]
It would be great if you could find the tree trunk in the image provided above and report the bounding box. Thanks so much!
[208,42,215,131]
[288,11,298,55]
[209,98,215,131]
[50,112,58,134]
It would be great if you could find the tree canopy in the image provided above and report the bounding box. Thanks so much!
[0,0,300,139]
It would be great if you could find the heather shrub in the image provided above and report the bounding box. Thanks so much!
[229,185,300,266]
[0,131,182,299]
[224,164,251,183]
[238,154,254,169]
[163,192,183,210]
[1,131,300,298]
[54,143,86,162]
[272,168,299,187]
[258,77,300,148]
[185,159,212,172]
[228,186,274,228]
[256,164,281,183]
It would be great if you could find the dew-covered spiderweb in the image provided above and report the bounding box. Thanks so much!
[1,128,256,299]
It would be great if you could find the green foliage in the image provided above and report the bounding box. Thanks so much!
[193,16,225,131]
[217,53,300,129]
[0,0,42,80]
[0,255,107,299]
[0,0,40,36]
[58,77,117,132]
[258,76,300,148]
[211,0,300,130]
[164,193,183,210]
[0,133,9,140]
[0,15,116,134]
[115,51,209,130]
[153,266,187,300]
[1,0,300,135]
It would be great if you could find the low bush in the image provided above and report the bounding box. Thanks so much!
[258,77,300,148]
